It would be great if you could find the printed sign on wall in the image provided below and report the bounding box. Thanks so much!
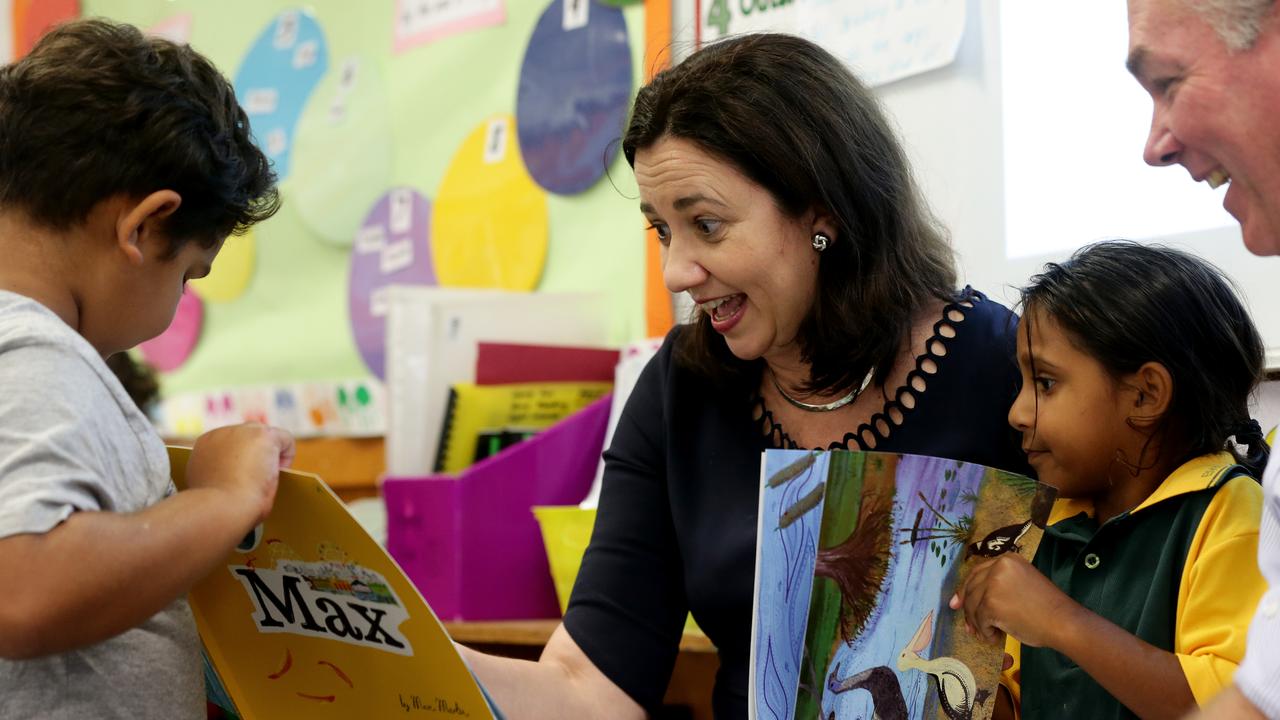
[700,0,966,87]
[393,0,506,53]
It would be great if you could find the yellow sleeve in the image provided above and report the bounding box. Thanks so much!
[1002,633,1021,718]
[1175,475,1266,705]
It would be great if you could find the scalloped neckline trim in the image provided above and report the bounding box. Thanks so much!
[754,287,982,451]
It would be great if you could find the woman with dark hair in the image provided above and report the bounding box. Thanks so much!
[461,34,1027,718]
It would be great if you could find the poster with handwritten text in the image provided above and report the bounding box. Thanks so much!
[700,0,966,87]
[394,0,506,53]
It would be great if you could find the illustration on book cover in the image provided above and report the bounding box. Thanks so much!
[751,451,1055,720]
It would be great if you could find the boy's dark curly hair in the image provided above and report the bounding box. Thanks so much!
[0,18,279,252]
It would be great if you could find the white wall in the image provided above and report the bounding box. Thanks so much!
[1253,382,1280,438]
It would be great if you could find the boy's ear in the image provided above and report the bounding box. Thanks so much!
[1126,361,1174,424]
[115,190,182,265]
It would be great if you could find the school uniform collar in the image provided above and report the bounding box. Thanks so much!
[1046,452,1240,526]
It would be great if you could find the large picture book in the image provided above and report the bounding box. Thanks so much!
[168,447,502,719]
[751,450,1055,720]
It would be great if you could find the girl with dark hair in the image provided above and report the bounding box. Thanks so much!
[953,240,1269,720]
[461,33,1029,718]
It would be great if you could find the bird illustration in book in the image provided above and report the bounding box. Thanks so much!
[967,482,1056,558]
[897,611,977,720]
[966,518,1033,558]
[826,664,908,720]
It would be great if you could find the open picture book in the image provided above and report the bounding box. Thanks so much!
[752,451,1055,720]
[168,447,503,720]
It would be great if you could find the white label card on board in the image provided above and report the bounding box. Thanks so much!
[483,118,508,164]
[265,128,288,156]
[380,238,414,275]
[328,100,347,124]
[274,11,299,50]
[389,189,414,234]
[339,58,360,93]
[355,225,386,254]
[244,88,279,115]
[292,40,318,69]
[370,286,391,318]
[563,0,589,31]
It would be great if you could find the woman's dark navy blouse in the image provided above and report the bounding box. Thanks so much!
[563,288,1029,718]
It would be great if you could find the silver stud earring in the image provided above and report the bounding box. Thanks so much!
[812,232,831,252]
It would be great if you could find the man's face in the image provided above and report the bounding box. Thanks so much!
[1127,0,1280,255]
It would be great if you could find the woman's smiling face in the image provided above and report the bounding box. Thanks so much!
[635,135,825,367]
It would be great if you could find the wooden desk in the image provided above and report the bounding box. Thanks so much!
[445,620,718,720]
[292,436,384,502]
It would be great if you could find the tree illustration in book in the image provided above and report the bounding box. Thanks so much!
[751,451,1055,720]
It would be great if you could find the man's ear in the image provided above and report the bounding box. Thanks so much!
[115,190,182,265]
[1125,361,1174,429]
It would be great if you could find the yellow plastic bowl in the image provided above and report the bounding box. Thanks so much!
[533,505,704,637]
[533,506,598,615]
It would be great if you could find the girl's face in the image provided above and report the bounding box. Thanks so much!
[1007,307,1144,498]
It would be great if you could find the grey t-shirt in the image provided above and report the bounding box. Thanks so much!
[0,291,203,719]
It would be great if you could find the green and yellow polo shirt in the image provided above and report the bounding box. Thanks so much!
[1002,452,1264,718]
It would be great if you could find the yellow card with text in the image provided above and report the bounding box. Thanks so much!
[169,447,498,720]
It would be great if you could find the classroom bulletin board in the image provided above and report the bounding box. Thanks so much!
[80,0,651,398]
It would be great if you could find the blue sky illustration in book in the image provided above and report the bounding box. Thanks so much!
[753,451,1052,720]
[755,450,828,719]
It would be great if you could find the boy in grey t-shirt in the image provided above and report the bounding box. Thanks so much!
[0,19,294,719]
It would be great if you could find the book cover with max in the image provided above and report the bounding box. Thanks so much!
[169,447,501,719]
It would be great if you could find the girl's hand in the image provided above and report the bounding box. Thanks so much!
[949,553,1079,649]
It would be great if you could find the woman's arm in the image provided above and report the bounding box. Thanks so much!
[460,624,646,720]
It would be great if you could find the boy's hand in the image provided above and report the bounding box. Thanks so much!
[185,423,295,526]
[949,553,1078,649]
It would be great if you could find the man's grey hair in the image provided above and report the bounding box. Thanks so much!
[1188,0,1277,50]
